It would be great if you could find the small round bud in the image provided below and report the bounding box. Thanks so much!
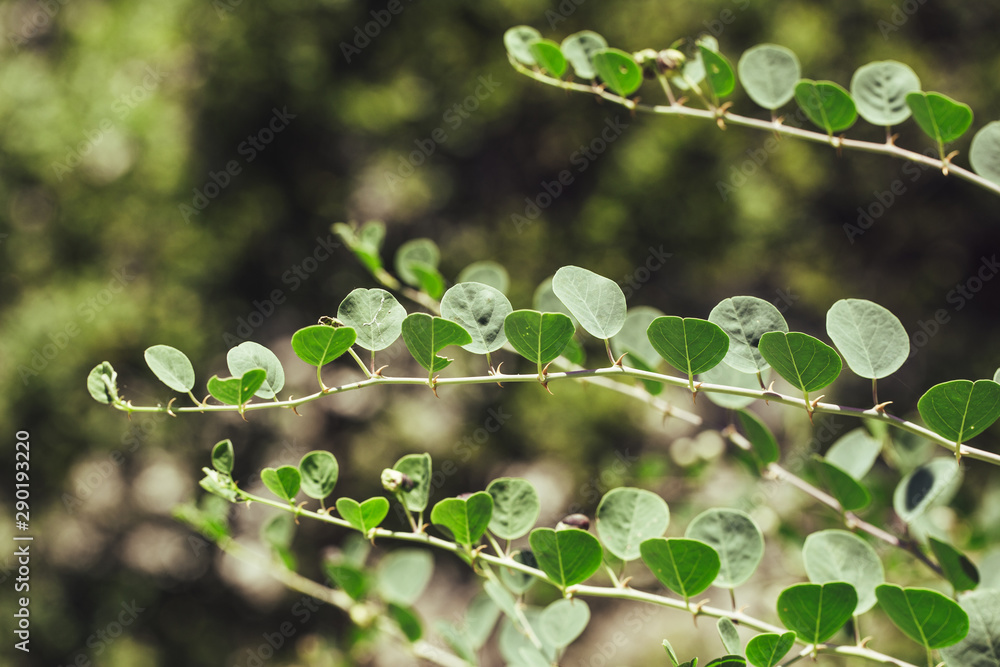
[656,49,686,73]
[381,469,414,493]
[557,513,591,531]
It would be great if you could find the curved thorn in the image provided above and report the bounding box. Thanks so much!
[373,364,389,378]
[166,397,177,417]
[874,400,894,413]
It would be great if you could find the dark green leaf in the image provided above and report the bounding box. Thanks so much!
[401,313,473,373]
[440,282,513,355]
[704,658,746,667]
[758,331,842,397]
[592,48,643,97]
[552,266,627,339]
[409,262,445,300]
[737,410,779,464]
[336,497,390,535]
[207,368,267,406]
[504,310,575,366]
[737,44,801,110]
[337,288,407,352]
[324,561,369,601]
[745,632,795,667]
[298,450,338,500]
[918,379,1000,444]
[290,325,357,366]
[685,508,765,588]
[850,61,921,126]
[595,487,670,561]
[227,341,284,399]
[825,298,909,380]
[708,296,788,374]
[802,529,884,614]
[261,465,300,503]
[876,583,969,649]
[929,537,980,593]
[906,91,974,144]
[388,603,422,642]
[647,316,730,380]
[560,31,608,79]
[529,527,603,589]
[211,439,234,474]
[487,478,541,541]
[700,46,736,99]
[529,39,567,78]
[144,345,195,392]
[813,458,871,511]
[640,537,721,599]
[430,492,494,547]
[794,80,858,134]
[777,582,857,644]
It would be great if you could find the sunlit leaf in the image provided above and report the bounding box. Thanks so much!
[227,341,284,399]
[777,582,856,644]
[794,80,858,135]
[144,345,196,393]
[596,487,670,561]
[850,61,921,126]
[802,529,884,614]
[737,44,801,110]
[876,584,969,650]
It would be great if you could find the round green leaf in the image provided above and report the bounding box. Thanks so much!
[290,325,357,367]
[298,450,339,500]
[261,465,300,503]
[825,298,909,380]
[737,44,801,110]
[794,80,858,134]
[758,331,842,396]
[737,410,779,464]
[893,457,962,524]
[337,288,407,352]
[227,341,284,399]
[504,26,542,66]
[207,368,267,406]
[552,265,627,340]
[591,48,642,97]
[777,582,857,644]
[144,345,196,393]
[850,61,921,126]
[87,361,118,404]
[377,549,434,606]
[212,439,234,474]
[812,458,871,512]
[700,364,761,410]
[970,121,1000,186]
[647,316,730,379]
[487,478,541,541]
[802,529,884,614]
[906,91,974,144]
[596,487,670,561]
[400,313,473,373]
[824,427,882,480]
[430,492,494,547]
[700,45,736,99]
[708,296,789,374]
[685,508,765,588]
[336,497,389,535]
[529,39,567,78]
[640,537,721,599]
[918,379,1000,444]
[457,260,510,294]
[529,527,603,589]
[395,238,441,287]
[940,589,1000,666]
[560,30,608,80]
[440,282,513,355]
[539,598,590,649]
[745,632,795,667]
[876,584,969,650]
[611,306,667,371]
[394,453,431,513]
[504,310,576,366]
[929,537,980,593]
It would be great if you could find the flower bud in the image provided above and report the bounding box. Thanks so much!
[381,469,414,493]
[557,513,591,531]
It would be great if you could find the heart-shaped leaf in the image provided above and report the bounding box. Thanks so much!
[647,316,730,383]
[529,527,603,590]
[970,121,1000,186]
[737,410,779,465]
[928,537,980,593]
[794,80,858,135]
[777,582,857,644]
[539,598,590,648]
[401,313,472,373]
[876,584,969,649]
[758,331,842,399]
[431,492,494,548]
[825,298,909,380]
[337,288,407,352]
[640,537,720,600]
[298,450,339,500]
[918,379,1000,445]
[893,457,962,524]
[487,478,541,541]
[745,632,795,667]
[207,368,267,406]
[336,497,390,535]
[227,341,285,399]
[592,48,643,96]
[504,26,542,66]
[261,465,301,503]
[850,61,921,126]
[802,529,884,615]
[440,282,513,355]
[596,487,670,562]
[824,428,882,480]
[813,458,871,511]
[552,266,627,340]
[940,589,1000,667]
[144,345,196,392]
[906,91,974,146]
[560,30,608,80]
[708,296,788,375]
[504,310,575,368]
[291,325,357,366]
[737,44,801,110]
[529,39,568,78]
[700,45,736,99]
[393,453,431,513]
[377,549,434,606]
[212,439,234,474]
[685,508,765,588]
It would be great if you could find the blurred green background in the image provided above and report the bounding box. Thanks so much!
[1,0,999,665]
